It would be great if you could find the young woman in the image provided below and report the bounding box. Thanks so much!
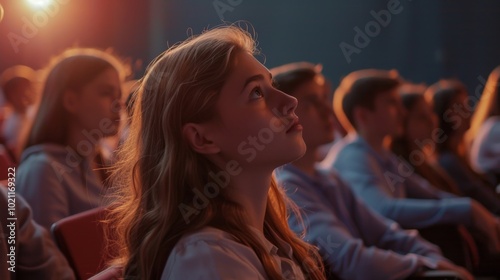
[108,26,326,280]
[425,79,500,215]
[467,66,500,184]
[17,48,127,229]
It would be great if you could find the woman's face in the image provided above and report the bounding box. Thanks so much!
[71,68,122,137]
[405,97,438,143]
[291,75,335,149]
[207,51,306,169]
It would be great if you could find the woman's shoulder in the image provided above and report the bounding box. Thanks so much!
[162,227,266,279]
[17,144,74,187]
[168,227,254,258]
[19,144,70,165]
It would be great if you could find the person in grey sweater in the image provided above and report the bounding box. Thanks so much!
[17,48,127,230]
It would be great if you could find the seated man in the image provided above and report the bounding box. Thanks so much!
[271,63,472,280]
[319,69,500,276]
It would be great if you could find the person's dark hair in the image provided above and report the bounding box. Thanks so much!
[24,48,128,152]
[333,69,401,132]
[425,79,468,153]
[270,62,321,95]
[0,65,36,106]
[2,78,31,100]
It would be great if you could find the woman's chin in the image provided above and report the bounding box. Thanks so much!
[286,138,307,163]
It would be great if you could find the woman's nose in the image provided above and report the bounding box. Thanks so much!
[112,99,123,114]
[279,90,298,116]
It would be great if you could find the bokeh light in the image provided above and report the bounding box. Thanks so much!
[27,0,53,9]
[0,4,4,23]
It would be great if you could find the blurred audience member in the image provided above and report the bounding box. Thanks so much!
[17,48,128,230]
[426,79,500,215]
[0,65,37,161]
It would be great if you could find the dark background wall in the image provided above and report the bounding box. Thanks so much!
[1,0,499,92]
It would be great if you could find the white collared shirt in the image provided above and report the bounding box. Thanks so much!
[161,226,306,280]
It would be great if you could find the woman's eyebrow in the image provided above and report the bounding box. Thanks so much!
[241,72,273,92]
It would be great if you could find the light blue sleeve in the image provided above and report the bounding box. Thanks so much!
[16,156,69,230]
[329,144,473,229]
[333,177,446,262]
[282,177,441,280]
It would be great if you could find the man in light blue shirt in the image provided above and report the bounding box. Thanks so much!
[271,63,472,280]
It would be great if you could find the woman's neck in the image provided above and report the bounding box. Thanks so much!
[66,125,100,162]
[227,168,273,232]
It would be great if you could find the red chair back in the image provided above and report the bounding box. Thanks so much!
[51,207,111,280]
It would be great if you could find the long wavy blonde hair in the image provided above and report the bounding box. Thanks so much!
[107,25,325,280]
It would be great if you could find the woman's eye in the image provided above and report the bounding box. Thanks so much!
[249,87,264,100]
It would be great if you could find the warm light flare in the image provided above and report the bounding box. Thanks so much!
[26,0,53,9]
[0,4,4,23]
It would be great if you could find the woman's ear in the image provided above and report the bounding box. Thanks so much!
[62,90,79,114]
[182,123,221,155]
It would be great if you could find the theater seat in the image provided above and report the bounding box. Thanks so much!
[51,207,111,280]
